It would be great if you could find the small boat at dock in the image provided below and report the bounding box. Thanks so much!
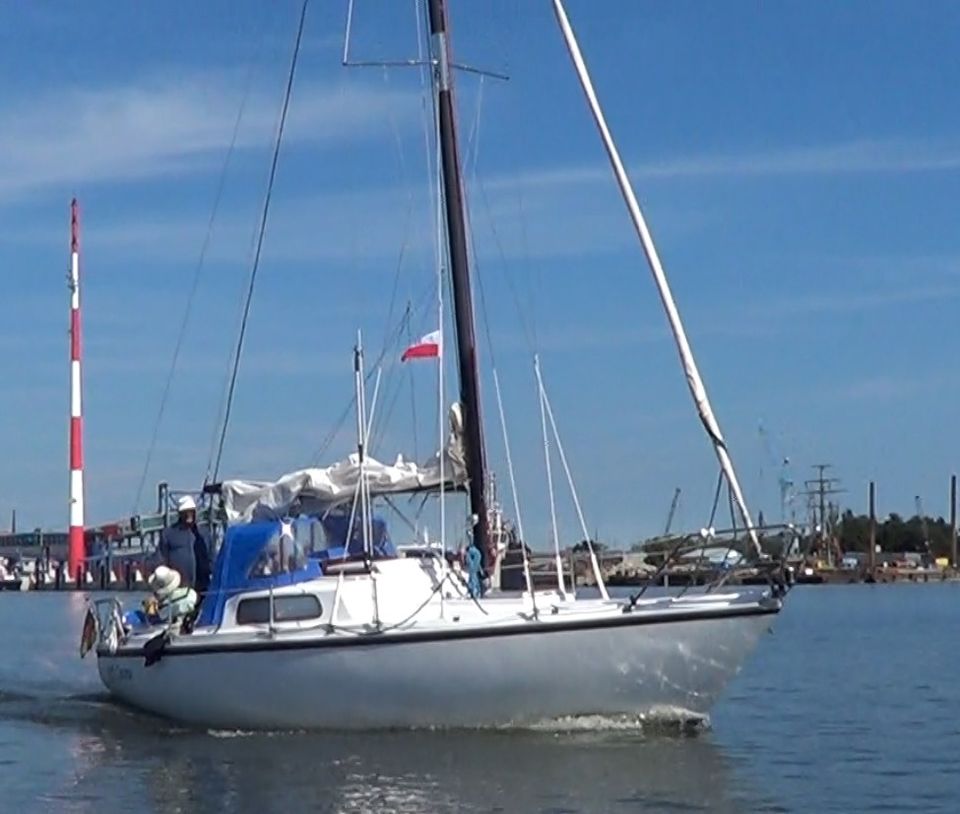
[0,558,30,591]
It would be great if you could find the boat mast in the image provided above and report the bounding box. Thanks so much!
[552,0,761,556]
[427,0,491,566]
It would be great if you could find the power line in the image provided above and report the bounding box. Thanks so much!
[799,463,846,567]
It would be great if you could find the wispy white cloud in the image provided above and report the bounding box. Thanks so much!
[15,127,953,267]
[834,375,905,402]
[0,71,414,203]
[833,369,954,403]
[61,173,699,267]
[495,322,667,355]
[830,253,960,283]
[752,285,960,317]
[740,281,960,321]
[631,139,960,179]
[76,186,434,264]
[485,137,960,190]
[675,278,960,344]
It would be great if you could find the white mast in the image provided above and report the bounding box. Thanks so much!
[551,0,760,555]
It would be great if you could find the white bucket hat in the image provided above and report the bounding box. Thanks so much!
[148,565,181,600]
[176,495,197,513]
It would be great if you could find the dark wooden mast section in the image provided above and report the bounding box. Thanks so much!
[427,0,491,567]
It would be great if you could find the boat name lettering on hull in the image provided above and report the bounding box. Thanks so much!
[104,663,133,682]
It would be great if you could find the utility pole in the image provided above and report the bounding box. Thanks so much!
[950,474,957,570]
[915,495,932,558]
[868,481,876,576]
[801,464,846,567]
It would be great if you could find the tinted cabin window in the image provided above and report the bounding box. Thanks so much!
[236,595,322,625]
[247,529,308,578]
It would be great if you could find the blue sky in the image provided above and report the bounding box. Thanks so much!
[2,1,960,546]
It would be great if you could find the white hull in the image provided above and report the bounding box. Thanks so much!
[95,576,779,729]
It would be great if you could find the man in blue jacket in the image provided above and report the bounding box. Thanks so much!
[158,495,211,594]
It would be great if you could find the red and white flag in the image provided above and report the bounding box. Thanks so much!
[401,330,442,362]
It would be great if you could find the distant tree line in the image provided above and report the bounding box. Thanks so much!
[574,516,956,559]
[837,510,954,557]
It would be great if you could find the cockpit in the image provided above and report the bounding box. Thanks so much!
[195,512,396,628]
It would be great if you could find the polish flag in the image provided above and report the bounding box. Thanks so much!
[401,330,442,362]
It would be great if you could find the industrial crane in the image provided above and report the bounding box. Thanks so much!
[758,422,795,523]
[664,487,681,536]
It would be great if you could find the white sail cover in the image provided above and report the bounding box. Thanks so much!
[220,406,467,523]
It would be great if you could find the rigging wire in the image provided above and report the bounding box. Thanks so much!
[462,87,499,372]
[415,0,449,549]
[211,0,310,483]
[203,244,261,483]
[493,368,537,613]
[473,166,538,354]
[367,54,420,459]
[465,66,539,356]
[376,62,416,352]
[705,485,745,594]
[368,286,436,456]
[461,3,539,357]
[707,468,724,530]
[458,68,528,557]
[369,71,415,429]
[337,1,435,468]
[404,303,420,460]
[310,301,429,464]
[131,12,270,511]
[203,197,274,483]
[504,0,540,351]
[456,72,514,556]
[538,369,609,599]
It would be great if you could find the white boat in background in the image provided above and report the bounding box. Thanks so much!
[85,0,786,730]
[0,559,30,591]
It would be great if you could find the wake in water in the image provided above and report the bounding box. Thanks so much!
[196,708,712,739]
[522,707,711,737]
[0,685,180,737]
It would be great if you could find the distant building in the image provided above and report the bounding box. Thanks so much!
[0,531,68,548]
[840,552,865,569]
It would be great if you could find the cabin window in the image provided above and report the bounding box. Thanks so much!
[247,529,308,578]
[236,595,322,624]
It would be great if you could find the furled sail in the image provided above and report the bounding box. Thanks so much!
[220,404,467,523]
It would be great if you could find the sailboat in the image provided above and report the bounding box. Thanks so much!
[84,0,785,730]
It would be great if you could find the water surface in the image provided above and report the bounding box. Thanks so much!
[0,586,957,812]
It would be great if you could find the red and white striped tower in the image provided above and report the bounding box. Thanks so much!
[68,198,85,580]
